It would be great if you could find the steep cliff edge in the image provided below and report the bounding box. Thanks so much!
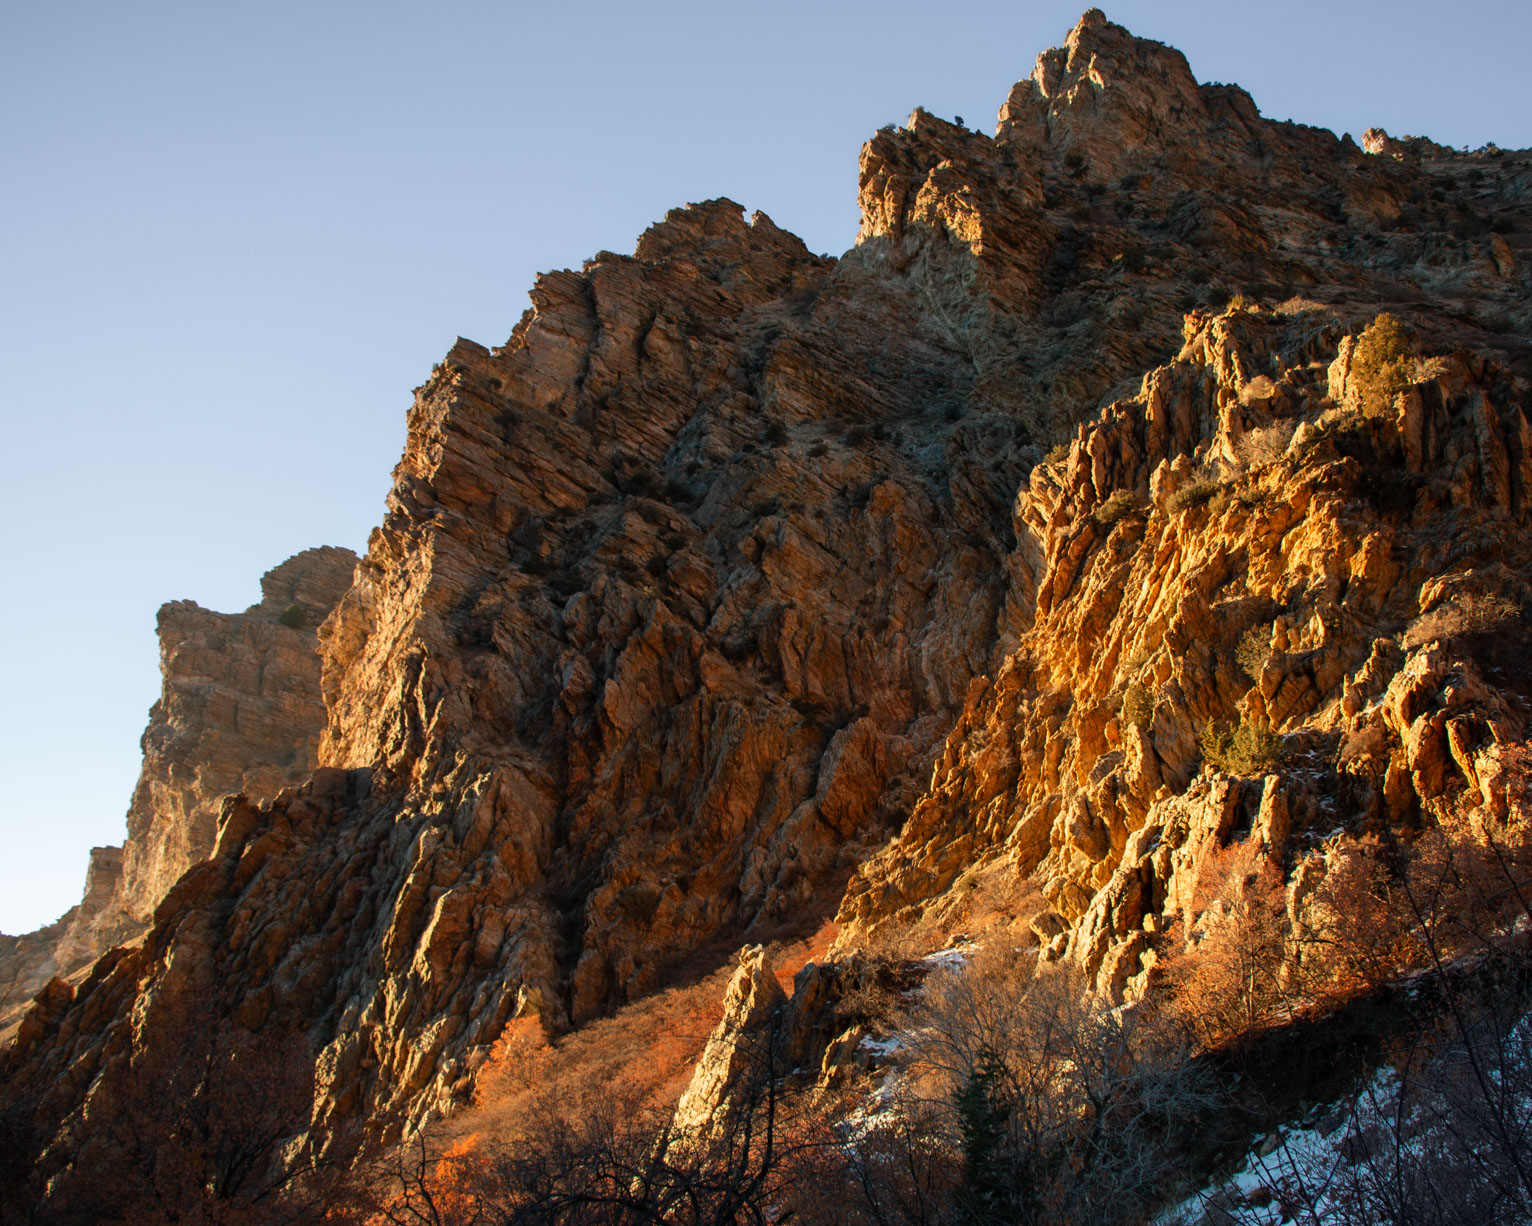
[120,546,358,922]
[4,10,1531,1216]
[0,547,356,1029]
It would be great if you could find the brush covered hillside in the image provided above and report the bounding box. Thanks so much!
[5,9,1532,1224]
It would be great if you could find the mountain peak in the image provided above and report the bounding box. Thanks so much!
[998,10,1217,169]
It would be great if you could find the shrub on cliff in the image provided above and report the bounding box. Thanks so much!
[1350,312,1415,413]
[1121,683,1154,731]
[1200,720,1282,775]
[1234,421,1294,468]
[1093,489,1146,527]
[1402,591,1519,649]
[1167,478,1222,514]
[1235,624,1272,682]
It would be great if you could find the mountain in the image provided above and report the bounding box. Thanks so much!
[0,546,356,1035]
[3,10,1529,1221]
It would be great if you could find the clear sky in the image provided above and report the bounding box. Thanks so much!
[3,0,1529,936]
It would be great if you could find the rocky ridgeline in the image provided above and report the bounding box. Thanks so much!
[3,9,1530,1210]
[0,547,356,1031]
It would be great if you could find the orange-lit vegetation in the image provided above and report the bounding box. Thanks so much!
[465,921,841,1139]
[1349,311,1416,413]
[468,965,733,1143]
[1162,750,1532,1054]
[1164,839,1291,1048]
[368,1017,851,1224]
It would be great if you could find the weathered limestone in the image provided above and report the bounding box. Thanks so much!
[3,12,1530,1211]
[837,301,1531,999]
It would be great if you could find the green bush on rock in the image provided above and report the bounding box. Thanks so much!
[1200,720,1282,775]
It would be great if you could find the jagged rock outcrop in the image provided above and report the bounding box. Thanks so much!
[671,946,786,1137]
[0,547,355,1031]
[837,299,1531,998]
[4,10,1531,1213]
[0,848,129,1028]
[669,944,917,1134]
[854,8,1528,439]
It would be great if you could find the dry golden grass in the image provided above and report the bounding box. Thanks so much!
[461,920,841,1146]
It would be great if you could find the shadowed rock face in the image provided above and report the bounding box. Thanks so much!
[854,9,1529,436]
[4,9,1531,1207]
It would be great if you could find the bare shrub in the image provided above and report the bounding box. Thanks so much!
[895,951,1214,1225]
[828,1091,956,1226]
[373,1020,837,1226]
[1289,839,1428,999]
[1333,1003,1532,1226]
[1235,421,1293,466]
[1204,993,1532,1226]
[1402,592,1520,649]
[1202,810,1532,1226]
[1292,803,1532,1006]
[1165,842,1292,1049]
[393,929,851,1222]
[1238,375,1277,405]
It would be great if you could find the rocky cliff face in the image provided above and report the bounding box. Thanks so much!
[0,547,355,1030]
[836,302,1531,998]
[120,546,357,923]
[0,848,128,1027]
[4,10,1530,1212]
[852,8,1526,440]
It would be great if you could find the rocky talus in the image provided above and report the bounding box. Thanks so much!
[3,9,1530,1212]
[0,547,355,1031]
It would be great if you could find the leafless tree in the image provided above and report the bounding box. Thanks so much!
[373,1018,819,1226]
[1193,807,1532,1226]
[890,950,1216,1225]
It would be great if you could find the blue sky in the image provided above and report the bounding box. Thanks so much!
[3,0,1529,935]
